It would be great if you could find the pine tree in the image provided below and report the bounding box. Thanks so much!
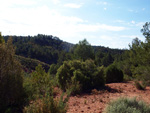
[0,37,24,112]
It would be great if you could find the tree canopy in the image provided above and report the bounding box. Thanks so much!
[73,39,94,61]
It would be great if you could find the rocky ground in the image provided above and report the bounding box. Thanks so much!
[66,81,150,113]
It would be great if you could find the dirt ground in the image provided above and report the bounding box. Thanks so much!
[66,81,150,113]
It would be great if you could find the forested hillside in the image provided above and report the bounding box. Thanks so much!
[3,34,125,71]
[3,34,73,64]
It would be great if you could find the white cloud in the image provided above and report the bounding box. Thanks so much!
[51,0,60,4]
[130,21,145,28]
[66,24,125,33]
[96,35,131,49]
[97,34,144,49]
[136,22,145,27]
[104,8,107,10]
[0,1,127,48]
[64,3,83,8]
[97,2,108,5]
[103,2,107,5]
[121,35,138,39]
[128,9,138,13]
[131,20,135,24]
[115,20,126,24]
[98,24,125,31]
[0,2,125,36]
[13,0,36,5]
[121,35,144,41]
[128,9,134,12]
[99,35,112,41]
[115,20,124,23]
[0,0,36,8]
[115,20,145,29]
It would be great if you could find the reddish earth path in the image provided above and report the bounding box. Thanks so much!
[67,81,150,113]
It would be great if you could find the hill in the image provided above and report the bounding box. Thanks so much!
[3,34,73,64]
[3,34,125,68]
[15,55,50,72]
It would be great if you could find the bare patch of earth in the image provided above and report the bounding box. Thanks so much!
[67,81,150,113]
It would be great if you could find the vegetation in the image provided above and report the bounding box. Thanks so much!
[49,64,59,75]
[105,97,150,113]
[3,35,124,71]
[1,21,150,112]
[117,22,150,86]
[16,55,50,72]
[23,65,69,113]
[134,81,146,90]
[0,37,24,112]
[0,34,69,113]
[105,64,124,83]
[73,39,94,61]
[0,32,5,43]
[56,60,105,93]
[23,94,68,113]
[3,34,73,65]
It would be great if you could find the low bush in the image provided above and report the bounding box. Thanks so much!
[23,64,70,113]
[105,97,150,113]
[66,77,82,95]
[23,93,68,113]
[23,73,35,103]
[105,64,124,83]
[123,74,133,82]
[56,60,105,94]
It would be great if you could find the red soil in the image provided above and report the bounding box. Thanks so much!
[66,81,150,113]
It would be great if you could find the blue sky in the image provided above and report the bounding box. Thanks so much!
[0,0,150,49]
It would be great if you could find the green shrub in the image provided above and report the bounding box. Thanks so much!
[24,65,69,113]
[123,74,133,82]
[105,97,150,113]
[23,93,68,113]
[56,61,72,90]
[92,66,105,89]
[105,64,124,83]
[66,76,82,95]
[29,64,52,98]
[0,38,24,112]
[49,64,59,75]
[23,73,35,103]
[56,60,105,93]
[133,66,150,82]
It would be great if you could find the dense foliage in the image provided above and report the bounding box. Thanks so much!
[3,34,73,65]
[0,37,24,112]
[56,60,105,93]
[0,35,69,113]
[117,22,150,84]
[23,65,69,113]
[3,34,124,70]
[16,55,50,72]
[73,39,94,61]
[105,64,124,83]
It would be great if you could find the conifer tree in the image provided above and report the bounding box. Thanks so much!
[0,37,24,112]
